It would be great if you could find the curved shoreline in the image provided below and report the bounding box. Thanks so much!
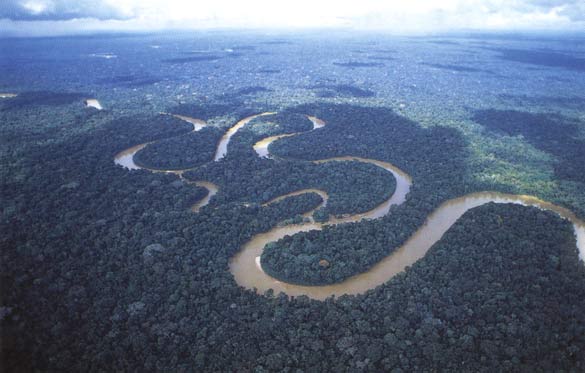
[114,114,216,211]
[114,112,275,210]
[254,134,296,158]
[113,114,207,170]
[263,188,329,222]
[167,113,207,131]
[232,116,585,300]
[191,181,219,212]
[113,110,585,301]
[314,157,411,224]
[114,112,280,212]
[214,112,275,161]
[253,115,326,158]
[229,155,413,299]
[230,191,585,300]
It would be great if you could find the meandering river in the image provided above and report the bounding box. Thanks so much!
[215,112,274,161]
[114,110,585,300]
[231,191,585,300]
[114,114,217,210]
[253,115,325,158]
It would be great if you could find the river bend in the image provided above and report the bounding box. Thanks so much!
[114,111,585,300]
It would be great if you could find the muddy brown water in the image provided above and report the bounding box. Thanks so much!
[114,112,585,300]
[230,191,585,300]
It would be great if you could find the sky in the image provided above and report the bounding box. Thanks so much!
[0,0,584,36]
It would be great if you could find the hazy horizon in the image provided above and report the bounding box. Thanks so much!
[2,6,585,371]
[1,0,584,37]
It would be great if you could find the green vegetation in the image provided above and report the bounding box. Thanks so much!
[0,91,87,110]
[171,102,259,126]
[183,109,396,216]
[134,126,224,170]
[188,158,396,216]
[372,203,585,371]
[230,111,314,157]
[259,104,585,285]
[2,95,585,371]
[333,61,385,68]
[268,192,324,225]
[487,47,585,72]
[473,109,585,183]
[97,75,162,88]
[4,156,584,372]
[162,55,221,63]
[311,84,375,98]
[261,104,474,284]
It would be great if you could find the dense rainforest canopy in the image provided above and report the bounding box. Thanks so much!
[473,109,585,183]
[134,126,225,170]
[260,104,476,284]
[2,94,585,371]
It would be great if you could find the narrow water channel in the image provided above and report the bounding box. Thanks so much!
[113,111,585,301]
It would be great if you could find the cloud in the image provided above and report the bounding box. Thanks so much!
[0,0,135,20]
[558,1,585,21]
[0,0,584,34]
[336,0,584,31]
[493,0,585,21]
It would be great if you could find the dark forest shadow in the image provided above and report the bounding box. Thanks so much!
[486,48,585,72]
[474,109,585,183]
[0,91,87,110]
